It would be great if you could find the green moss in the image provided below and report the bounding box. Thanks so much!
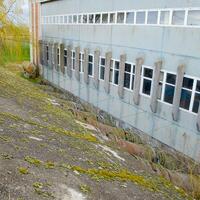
[19,167,29,175]
[33,182,43,189]
[1,153,13,160]
[34,188,55,199]
[47,125,98,143]
[79,184,91,193]
[24,156,42,166]
[45,161,55,169]
[0,135,12,142]
[68,165,190,199]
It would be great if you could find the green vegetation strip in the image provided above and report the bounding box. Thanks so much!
[0,111,98,143]
[23,155,189,199]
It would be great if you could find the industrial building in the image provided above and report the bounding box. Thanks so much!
[30,0,200,162]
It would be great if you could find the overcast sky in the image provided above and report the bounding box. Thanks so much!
[21,0,29,24]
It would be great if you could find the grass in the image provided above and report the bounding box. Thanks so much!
[0,43,30,65]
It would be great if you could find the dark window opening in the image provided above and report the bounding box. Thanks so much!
[64,50,67,67]
[180,89,192,110]
[95,14,101,23]
[182,77,194,90]
[142,79,152,95]
[193,93,200,113]
[164,85,175,104]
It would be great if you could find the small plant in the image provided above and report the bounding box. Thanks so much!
[45,161,55,169]
[24,156,42,166]
[79,184,91,193]
[34,188,54,199]
[0,135,11,142]
[18,167,29,175]
[33,182,43,189]
[1,153,13,160]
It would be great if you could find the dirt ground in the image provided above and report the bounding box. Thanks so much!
[0,64,192,200]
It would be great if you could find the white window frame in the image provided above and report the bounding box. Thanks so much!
[147,10,159,25]
[116,12,125,24]
[73,14,78,24]
[179,76,194,111]
[64,48,67,68]
[124,62,135,91]
[42,7,200,28]
[158,70,177,105]
[135,10,147,25]
[57,47,60,66]
[71,50,75,70]
[79,52,84,73]
[99,56,106,80]
[171,9,186,26]
[88,54,94,77]
[94,13,101,24]
[102,13,109,24]
[109,59,120,86]
[46,45,49,62]
[192,79,200,114]
[140,65,154,97]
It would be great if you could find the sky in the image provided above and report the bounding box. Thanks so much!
[20,0,29,24]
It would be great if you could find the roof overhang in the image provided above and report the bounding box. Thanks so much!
[40,0,59,4]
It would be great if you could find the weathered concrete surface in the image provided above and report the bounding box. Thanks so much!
[150,60,162,113]
[0,64,191,200]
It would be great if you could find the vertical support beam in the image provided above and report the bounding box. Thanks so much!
[133,57,144,105]
[75,46,80,81]
[196,106,200,132]
[93,49,100,89]
[43,42,47,67]
[172,64,185,121]
[39,40,43,66]
[150,60,162,113]
[67,45,72,77]
[118,54,126,99]
[49,42,53,69]
[104,52,112,93]
[83,48,89,84]
[53,43,58,71]
[60,43,65,74]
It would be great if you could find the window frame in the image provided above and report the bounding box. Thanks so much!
[42,7,200,28]
[46,45,49,63]
[57,47,60,66]
[157,70,200,115]
[94,13,101,24]
[147,10,159,25]
[64,48,67,68]
[71,50,76,70]
[135,10,147,25]
[123,62,135,91]
[109,59,120,86]
[171,9,186,26]
[140,65,154,97]
[117,12,125,24]
[125,11,135,24]
[79,52,84,73]
[187,9,200,26]
[88,54,94,77]
[102,13,109,24]
[179,76,194,111]
[99,56,106,81]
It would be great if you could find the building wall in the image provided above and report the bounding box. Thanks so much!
[39,0,200,162]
